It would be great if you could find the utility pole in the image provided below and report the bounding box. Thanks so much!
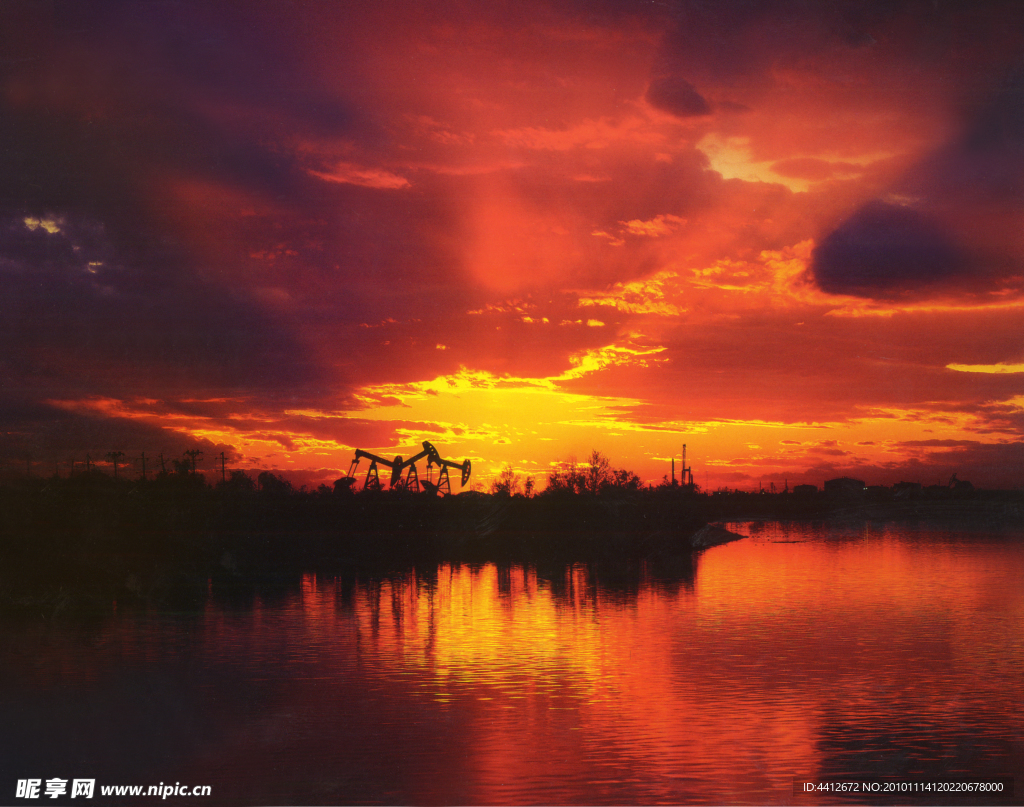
[139,452,147,481]
[219,451,227,482]
[184,449,203,475]
[86,454,91,473]
[106,451,125,480]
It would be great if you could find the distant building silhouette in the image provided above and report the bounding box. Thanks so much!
[824,477,866,495]
[793,484,817,495]
[893,481,922,500]
[948,474,975,496]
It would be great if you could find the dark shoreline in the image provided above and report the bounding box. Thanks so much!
[1,475,1020,617]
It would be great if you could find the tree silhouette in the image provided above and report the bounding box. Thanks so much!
[547,450,639,496]
[490,464,522,496]
[218,469,256,493]
[608,467,643,493]
[257,471,292,495]
[547,456,583,494]
[583,450,612,495]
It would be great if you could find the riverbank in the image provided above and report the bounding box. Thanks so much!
[1,475,1018,616]
[0,477,727,615]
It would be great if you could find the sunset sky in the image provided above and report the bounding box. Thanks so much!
[3,0,1024,490]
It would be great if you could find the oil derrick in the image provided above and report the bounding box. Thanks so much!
[340,440,471,495]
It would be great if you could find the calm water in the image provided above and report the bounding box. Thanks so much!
[2,521,1023,805]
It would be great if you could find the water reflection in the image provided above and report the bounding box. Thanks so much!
[0,524,1022,804]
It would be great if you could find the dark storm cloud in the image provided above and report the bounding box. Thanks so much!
[0,1,379,407]
[655,0,1002,75]
[810,201,966,295]
[653,0,890,89]
[812,67,1024,299]
[1,1,480,337]
[0,398,238,469]
[645,75,711,117]
[0,2,349,212]
[905,69,1024,204]
[110,2,356,137]
[0,213,311,395]
[0,0,395,266]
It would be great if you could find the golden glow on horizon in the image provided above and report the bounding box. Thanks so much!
[176,228,1024,489]
[947,362,1024,374]
[826,298,1024,318]
[43,376,1024,490]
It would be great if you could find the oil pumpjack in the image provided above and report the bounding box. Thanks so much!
[340,440,471,495]
[344,449,405,491]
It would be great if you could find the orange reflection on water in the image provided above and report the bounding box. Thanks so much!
[323,528,1023,801]
[4,524,1022,804]
[349,565,606,701]
[337,560,822,801]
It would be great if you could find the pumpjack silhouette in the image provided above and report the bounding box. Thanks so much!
[338,441,471,496]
